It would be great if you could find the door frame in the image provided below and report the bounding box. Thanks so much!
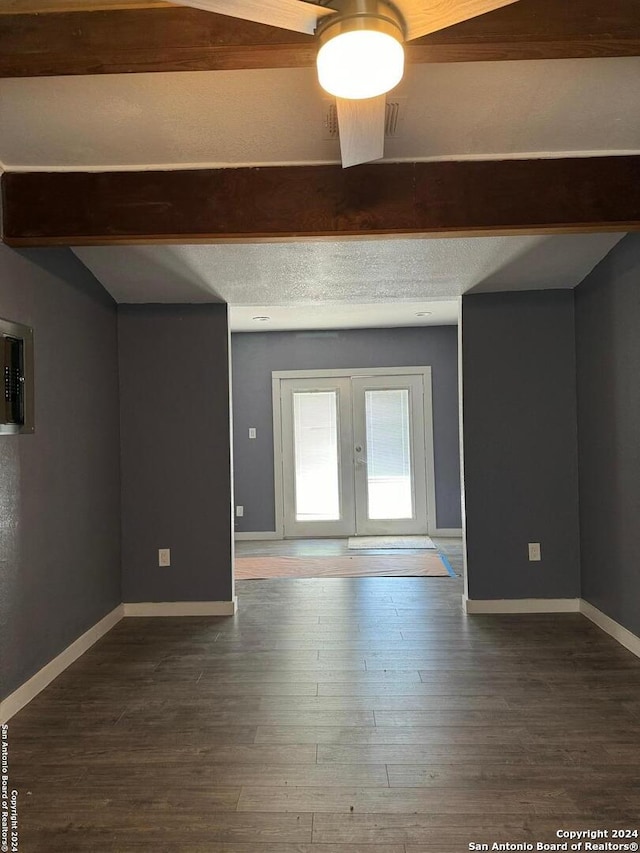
[351,373,428,537]
[272,366,437,538]
[280,375,356,538]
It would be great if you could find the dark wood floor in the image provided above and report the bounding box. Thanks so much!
[8,538,640,851]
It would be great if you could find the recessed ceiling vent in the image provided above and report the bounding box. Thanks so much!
[323,97,406,140]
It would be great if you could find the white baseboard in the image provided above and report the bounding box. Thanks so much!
[2,595,637,727]
[235,530,462,541]
[0,604,124,724]
[234,531,281,541]
[123,599,237,616]
[580,599,640,659]
[466,598,581,614]
[0,598,238,723]
[464,597,640,660]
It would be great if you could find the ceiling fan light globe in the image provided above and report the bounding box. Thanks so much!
[317,30,404,100]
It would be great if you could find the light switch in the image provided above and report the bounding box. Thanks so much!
[248,428,257,439]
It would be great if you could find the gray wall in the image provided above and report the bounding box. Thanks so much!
[0,246,121,701]
[462,290,581,600]
[119,304,233,602]
[231,326,461,533]
[575,233,640,636]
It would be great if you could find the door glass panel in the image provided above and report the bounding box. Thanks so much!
[365,389,413,519]
[293,391,340,522]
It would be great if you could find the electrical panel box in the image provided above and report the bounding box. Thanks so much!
[1,317,34,435]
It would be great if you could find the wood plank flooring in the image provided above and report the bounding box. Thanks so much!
[7,538,640,851]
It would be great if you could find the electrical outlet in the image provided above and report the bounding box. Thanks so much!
[528,542,541,562]
[236,505,244,517]
[158,548,171,567]
[248,428,257,439]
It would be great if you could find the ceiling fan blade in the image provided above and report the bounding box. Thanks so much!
[336,96,386,169]
[0,0,169,10]
[170,0,335,34]
[400,0,519,41]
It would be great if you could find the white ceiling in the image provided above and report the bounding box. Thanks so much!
[1,57,639,169]
[73,233,624,330]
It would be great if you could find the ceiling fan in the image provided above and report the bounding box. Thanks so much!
[169,0,520,167]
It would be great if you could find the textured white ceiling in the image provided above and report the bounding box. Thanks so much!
[73,233,624,330]
[1,57,639,169]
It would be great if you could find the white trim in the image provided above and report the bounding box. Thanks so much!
[0,605,124,723]
[227,306,237,603]
[465,598,581,614]
[235,529,461,541]
[351,373,428,537]
[235,531,281,541]
[457,298,469,602]
[123,600,237,617]
[271,366,438,536]
[580,600,640,659]
[2,596,636,726]
[272,367,434,381]
[280,375,356,537]
[272,373,285,538]
[7,151,640,174]
[464,597,640,659]
[421,370,438,540]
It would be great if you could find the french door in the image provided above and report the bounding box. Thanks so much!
[278,371,430,538]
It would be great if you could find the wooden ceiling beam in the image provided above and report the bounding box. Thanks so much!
[3,157,640,246]
[0,0,167,12]
[1,0,639,78]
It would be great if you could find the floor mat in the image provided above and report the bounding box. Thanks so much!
[348,535,436,550]
[234,553,453,579]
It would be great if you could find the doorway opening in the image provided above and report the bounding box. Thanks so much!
[234,366,460,581]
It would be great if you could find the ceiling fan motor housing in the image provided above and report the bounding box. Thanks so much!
[316,0,406,99]
[317,0,406,45]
